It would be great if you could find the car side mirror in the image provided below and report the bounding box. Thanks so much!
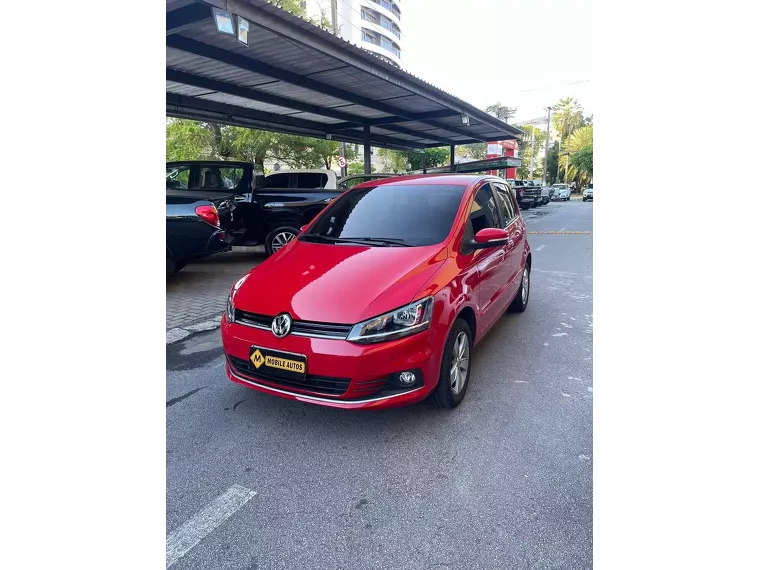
[469,228,511,250]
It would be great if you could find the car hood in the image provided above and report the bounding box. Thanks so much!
[233,240,448,324]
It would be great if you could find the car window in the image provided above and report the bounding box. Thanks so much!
[198,166,241,191]
[492,183,517,226]
[304,184,466,247]
[296,173,328,189]
[264,173,291,188]
[469,183,500,234]
[166,165,191,190]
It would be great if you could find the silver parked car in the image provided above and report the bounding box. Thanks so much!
[552,184,571,201]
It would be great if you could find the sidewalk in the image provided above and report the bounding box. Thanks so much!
[166,247,265,338]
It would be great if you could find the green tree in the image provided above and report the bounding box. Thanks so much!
[560,125,593,186]
[377,147,449,172]
[230,128,277,172]
[551,97,584,143]
[546,142,560,186]
[570,146,593,178]
[516,125,547,179]
[456,143,487,160]
[485,103,517,123]
[270,135,346,169]
[348,161,375,174]
[166,119,215,161]
[271,0,307,15]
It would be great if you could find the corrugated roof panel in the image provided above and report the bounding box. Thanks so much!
[305,68,412,100]
[381,94,447,114]
[252,82,353,109]
[181,26,343,76]
[322,104,391,119]
[285,112,343,124]
[166,81,212,97]
[167,48,276,88]
[197,92,306,116]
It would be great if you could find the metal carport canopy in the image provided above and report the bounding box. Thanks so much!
[166,0,523,152]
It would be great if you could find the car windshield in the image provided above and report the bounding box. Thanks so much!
[302,184,466,247]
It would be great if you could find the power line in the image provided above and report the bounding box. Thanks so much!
[519,79,592,93]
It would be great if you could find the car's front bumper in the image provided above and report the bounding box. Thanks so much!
[221,316,443,409]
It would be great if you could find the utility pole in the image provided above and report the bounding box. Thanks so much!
[331,0,347,178]
[542,107,552,186]
[528,127,535,179]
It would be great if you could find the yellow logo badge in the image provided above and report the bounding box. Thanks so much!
[250,349,264,369]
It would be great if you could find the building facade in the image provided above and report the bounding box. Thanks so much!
[305,0,403,67]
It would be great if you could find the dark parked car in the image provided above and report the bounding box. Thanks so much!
[167,161,343,256]
[506,179,541,210]
[166,190,234,275]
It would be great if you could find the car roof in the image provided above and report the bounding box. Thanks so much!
[352,173,495,190]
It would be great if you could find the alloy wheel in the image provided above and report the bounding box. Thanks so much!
[450,331,470,395]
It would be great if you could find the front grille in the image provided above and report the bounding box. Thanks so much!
[235,309,352,339]
[228,355,351,396]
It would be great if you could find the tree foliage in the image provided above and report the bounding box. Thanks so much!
[456,143,487,160]
[377,147,449,172]
[270,135,353,170]
[570,146,593,177]
[516,125,547,179]
[552,97,584,143]
[567,124,593,153]
[546,142,560,186]
[485,103,517,123]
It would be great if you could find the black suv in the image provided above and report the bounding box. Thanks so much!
[506,179,541,210]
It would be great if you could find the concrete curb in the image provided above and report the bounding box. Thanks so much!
[166,316,222,344]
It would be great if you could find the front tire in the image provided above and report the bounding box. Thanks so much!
[428,319,473,409]
[264,225,299,257]
[509,263,531,313]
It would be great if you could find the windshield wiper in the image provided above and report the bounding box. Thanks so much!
[334,236,412,247]
[301,234,411,247]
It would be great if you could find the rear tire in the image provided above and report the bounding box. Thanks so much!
[264,225,300,257]
[509,262,531,313]
[428,319,473,409]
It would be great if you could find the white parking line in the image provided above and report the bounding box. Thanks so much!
[535,244,546,252]
[166,484,257,568]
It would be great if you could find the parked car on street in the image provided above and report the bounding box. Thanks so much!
[583,183,593,202]
[337,173,395,190]
[166,190,234,276]
[167,161,343,256]
[222,174,532,410]
[551,184,571,201]
[537,185,551,206]
[506,179,541,210]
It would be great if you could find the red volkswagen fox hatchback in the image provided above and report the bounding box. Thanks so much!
[221,175,531,409]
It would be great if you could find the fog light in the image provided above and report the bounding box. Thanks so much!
[399,371,416,385]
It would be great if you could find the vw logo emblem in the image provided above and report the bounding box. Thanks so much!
[271,313,292,338]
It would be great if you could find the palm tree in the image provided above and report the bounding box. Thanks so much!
[552,97,584,143]
[561,125,593,188]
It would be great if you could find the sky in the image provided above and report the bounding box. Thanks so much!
[399,0,593,125]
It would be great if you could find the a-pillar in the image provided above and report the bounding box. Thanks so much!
[363,125,371,174]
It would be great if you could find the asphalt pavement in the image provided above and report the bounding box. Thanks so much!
[166,200,593,570]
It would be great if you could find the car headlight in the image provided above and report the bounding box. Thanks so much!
[347,296,434,344]
[226,291,235,323]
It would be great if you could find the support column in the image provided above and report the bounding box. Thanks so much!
[450,145,455,173]
[363,125,371,175]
